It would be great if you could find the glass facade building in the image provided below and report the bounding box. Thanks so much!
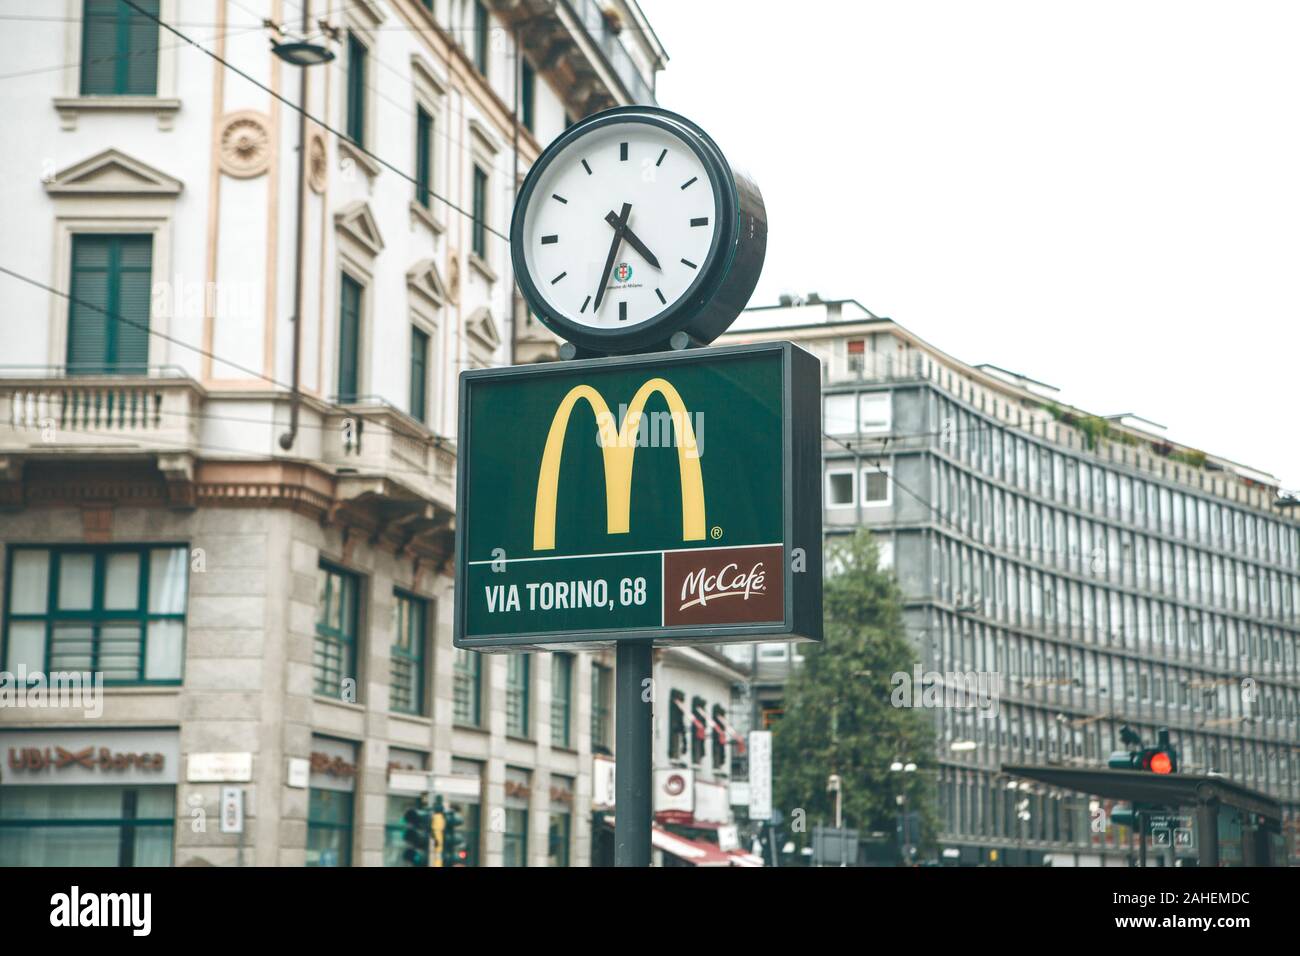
[723,302,1299,865]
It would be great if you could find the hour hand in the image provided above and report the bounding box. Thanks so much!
[605,211,661,270]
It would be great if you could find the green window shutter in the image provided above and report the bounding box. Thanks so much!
[80,0,159,95]
[415,106,432,208]
[113,236,153,373]
[473,2,489,75]
[67,234,152,375]
[409,326,428,423]
[338,274,362,403]
[472,166,487,259]
[346,33,367,146]
[521,60,535,132]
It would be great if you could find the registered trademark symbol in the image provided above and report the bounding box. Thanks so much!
[710,526,723,540]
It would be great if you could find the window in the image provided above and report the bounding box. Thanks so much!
[825,394,856,433]
[859,392,891,433]
[414,105,433,208]
[507,654,531,737]
[712,704,728,769]
[453,647,481,725]
[314,564,358,698]
[390,591,427,715]
[306,788,353,867]
[80,0,159,95]
[551,653,573,747]
[826,469,855,508]
[669,688,687,760]
[591,664,612,750]
[0,785,174,866]
[473,1,490,75]
[520,58,536,132]
[67,234,152,375]
[862,467,891,506]
[548,810,571,867]
[4,545,187,684]
[409,326,429,423]
[847,338,865,372]
[503,808,528,866]
[690,695,707,764]
[337,273,363,403]
[471,164,489,259]
[345,32,367,146]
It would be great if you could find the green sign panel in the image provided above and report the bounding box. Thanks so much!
[453,342,823,649]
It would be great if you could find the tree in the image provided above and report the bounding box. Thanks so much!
[772,529,937,856]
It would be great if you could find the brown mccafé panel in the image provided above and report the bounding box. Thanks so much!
[662,544,784,627]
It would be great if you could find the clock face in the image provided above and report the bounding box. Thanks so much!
[518,118,720,332]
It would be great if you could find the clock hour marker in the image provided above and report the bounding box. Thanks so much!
[581,159,592,175]
[618,301,628,322]
[655,287,666,305]
[541,234,558,244]
[620,142,628,161]
[681,177,697,190]
[690,217,709,227]
[681,258,698,269]
[552,193,568,204]
[656,149,667,167]
[581,295,591,313]
[551,271,567,284]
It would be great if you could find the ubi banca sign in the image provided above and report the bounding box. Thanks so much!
[453,341,822,649]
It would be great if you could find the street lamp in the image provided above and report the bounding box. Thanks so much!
[889,759,918,865]
[273,20,334,452]
[271,40,334,66]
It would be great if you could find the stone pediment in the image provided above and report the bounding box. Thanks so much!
[334,200,385,256]
[466,306,501,353]
[44,149,182,196]
[406,259,447,308]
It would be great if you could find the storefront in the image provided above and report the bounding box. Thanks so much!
[306,736,357,867]
[0,728,179,866]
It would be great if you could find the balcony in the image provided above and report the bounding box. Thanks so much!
[321,399,457,515]
[1,369,201,457]
[500,0,657,110]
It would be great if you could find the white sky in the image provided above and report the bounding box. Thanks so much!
[639,0,1300,490]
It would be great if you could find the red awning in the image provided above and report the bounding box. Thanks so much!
[603,818,735,867]
[727,849,765,867]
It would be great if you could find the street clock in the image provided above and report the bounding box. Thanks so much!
[510,106,766,355]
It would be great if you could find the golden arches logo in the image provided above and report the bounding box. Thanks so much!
[533,378,705,551]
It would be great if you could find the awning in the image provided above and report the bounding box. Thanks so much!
[603,817,735,866]
[727,849,764,867]
[653,825,733,866]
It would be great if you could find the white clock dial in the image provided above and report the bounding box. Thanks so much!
[520,121,719,330]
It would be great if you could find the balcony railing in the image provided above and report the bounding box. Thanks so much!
[1,373,200,453]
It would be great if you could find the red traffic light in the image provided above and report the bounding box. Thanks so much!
[1143,750,1174,774]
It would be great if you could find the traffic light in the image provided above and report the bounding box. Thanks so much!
[1139,729,1178,774]
[1107,726,1177,774]
[402,801,434,867]
[442,804,468,866]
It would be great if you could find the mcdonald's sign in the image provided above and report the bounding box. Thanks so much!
[453,342,823,649]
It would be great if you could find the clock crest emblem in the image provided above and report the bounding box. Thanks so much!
[615,262,633,283]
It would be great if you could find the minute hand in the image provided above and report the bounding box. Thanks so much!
[593,202,631,312]
[606,213,661,270]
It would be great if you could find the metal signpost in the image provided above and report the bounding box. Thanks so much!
[455,106,821,866]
